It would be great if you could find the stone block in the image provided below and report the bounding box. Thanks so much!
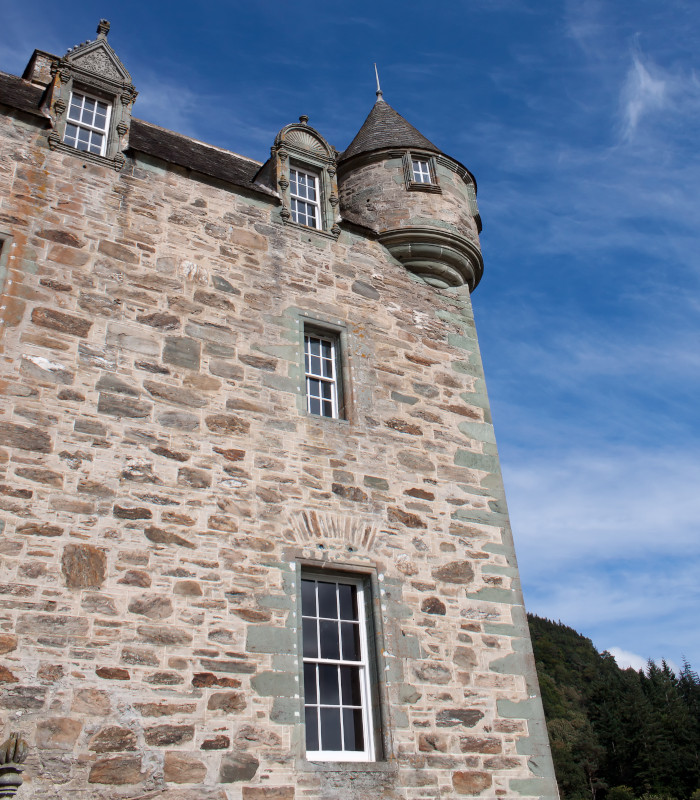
[88,726,137,752]
[452,770,492,795]
[207,692,247,713]
[219,752,259,783]
[35,717,82,750]
[61,544,107,589]
[144,724,195,746]
[0,421,52,453]
[88,755,143,784]
[164,752,207,783]
[31,307,92,337]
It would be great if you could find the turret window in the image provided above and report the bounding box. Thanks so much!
[63,91,111,156]
[403,152,441,193]
[412,159,432,183]
[290,167,321,229]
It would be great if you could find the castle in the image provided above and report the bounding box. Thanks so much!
[0,20,559,800]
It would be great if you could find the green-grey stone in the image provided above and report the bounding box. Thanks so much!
[163,337,201,370]
[391,391,418,405]
[251,671,297,697]
[509,778,558,800]
[458,420,496,444]
[454,449,499,473]
[212,274,239,294]
[246,626,296,654]
[466,587,518,603]
[364,475,389,490]
[270,696,299,724]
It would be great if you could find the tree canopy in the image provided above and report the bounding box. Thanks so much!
[528,614,700,800]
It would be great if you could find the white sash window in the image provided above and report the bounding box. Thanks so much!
[302,575,375,761]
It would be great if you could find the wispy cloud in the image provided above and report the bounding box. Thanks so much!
[620,49,667,139]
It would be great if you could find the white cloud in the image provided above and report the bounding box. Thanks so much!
[609,647,649,671]
[608,647,680,674]
[621,51,667,139]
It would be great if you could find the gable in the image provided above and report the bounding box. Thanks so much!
[66,40,131,84]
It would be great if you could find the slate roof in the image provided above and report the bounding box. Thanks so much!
[0,71,46,118]
[128,120,268,193]
[0,71,270,196]
[340,98,442,162]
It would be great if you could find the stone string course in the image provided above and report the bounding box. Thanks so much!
[0,104,557,799]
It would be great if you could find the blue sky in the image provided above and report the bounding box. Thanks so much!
[3,0,699,670]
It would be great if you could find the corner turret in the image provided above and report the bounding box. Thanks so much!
[338,97,483,290]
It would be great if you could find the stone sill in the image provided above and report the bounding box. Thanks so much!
[295,758,398,774]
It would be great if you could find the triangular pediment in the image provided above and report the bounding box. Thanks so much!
[65,40,131,84]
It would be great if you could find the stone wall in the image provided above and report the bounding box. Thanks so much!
[0,106,557,799]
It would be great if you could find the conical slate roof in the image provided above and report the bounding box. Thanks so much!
[340,97,442,162]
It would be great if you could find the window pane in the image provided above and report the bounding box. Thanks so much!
[303,618,318,658]
[305,707,319,751]
[343,708,365,751]
[318,664,339,704]
[309,396,321,415]
[341,621,360,661]
[64,124,78,146]
[319,620,340,660]
[321,381,332,400]
[322,399,333,418]
[304,663,317,704]
[310,354,321,375]
[302,580,316,616]
[340,666,362,706]
[317,582,337,618]
[338,584,358,620]
[320,707,342,751]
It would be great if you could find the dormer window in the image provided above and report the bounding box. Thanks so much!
[403,152,440,193]
[64,91,111,156]
[290,167,321,229]
[46,20,137,171]
[269,116,340,237]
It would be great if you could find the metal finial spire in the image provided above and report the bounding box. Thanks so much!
[374,63,383,100]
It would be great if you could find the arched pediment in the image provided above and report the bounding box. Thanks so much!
[274,118,335,163]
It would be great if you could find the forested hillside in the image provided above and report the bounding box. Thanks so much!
[528,614,700,800]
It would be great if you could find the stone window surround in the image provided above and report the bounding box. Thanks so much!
[0,231,13,305]
[293,559,390,768]
[304,327,342,419]
[272,117,341,238]
[403,151,441,193]
[48,72,135,171]
[44,23,138,172]
[295,311,351,423]
[301,572,375,761]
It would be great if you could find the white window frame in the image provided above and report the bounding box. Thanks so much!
[304,331,340,419]
[63,90,112,157]
[301,574,375,762]
[412,158,432,184]
[290,166,322,229]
